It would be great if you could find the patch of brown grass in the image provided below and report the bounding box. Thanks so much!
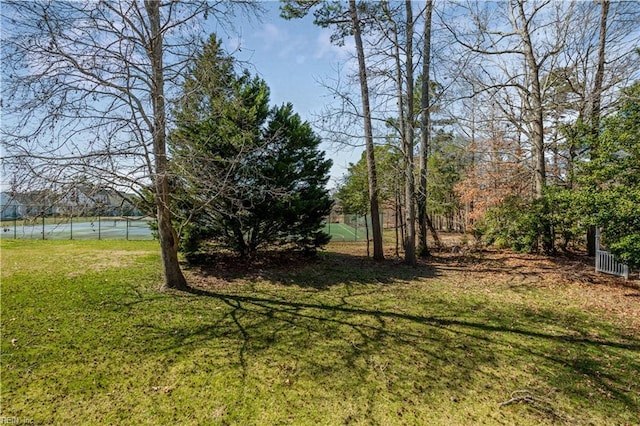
[184,239,640,334]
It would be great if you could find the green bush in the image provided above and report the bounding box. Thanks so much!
[478,197,543,253]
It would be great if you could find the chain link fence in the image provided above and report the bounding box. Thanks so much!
[1,205,154,240]
[323,211,393,242]
[2,204,395,242]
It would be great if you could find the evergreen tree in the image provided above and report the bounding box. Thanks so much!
[237,103,333,255]
[171,35,332,259]
[574,82,640,267]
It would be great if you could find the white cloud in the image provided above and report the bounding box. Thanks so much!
[255,21,313,62]
[314,30,355,61]
[257,23,288,49]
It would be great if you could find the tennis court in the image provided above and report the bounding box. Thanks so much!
[323,222,367,242]
[1,217,154,240]
[2,217,365,242]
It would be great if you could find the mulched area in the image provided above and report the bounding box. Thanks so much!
[431,249,640,330]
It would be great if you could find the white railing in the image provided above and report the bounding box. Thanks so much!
[595,228,629,279]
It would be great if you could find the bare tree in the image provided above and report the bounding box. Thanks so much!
[560,0,638,130]
[1,1,258,290]
[589,0,610,134]
[374,1,416,264]
[417,0,434,258]
[586,0,610,257]
[349,0,385,260]
[282,0,385,260]
[400,0,416,265]
[444,0,578,253]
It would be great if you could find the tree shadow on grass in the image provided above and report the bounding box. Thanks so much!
[139,280,640,422]
[131,249,640,422]
[183,287,640,353]
[184,250,439,289]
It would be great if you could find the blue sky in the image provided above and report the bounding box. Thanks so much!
[0,1,360,192]
[216,2,361,188]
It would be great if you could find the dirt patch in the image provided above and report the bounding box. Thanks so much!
[183,250,331,289]
[66,250,150,277]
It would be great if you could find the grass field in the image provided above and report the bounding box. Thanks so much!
[1,239,639,425]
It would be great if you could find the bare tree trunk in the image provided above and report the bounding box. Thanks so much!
[426,211,441,248]
[587,0,610,257]
[515,0,552,254]
[385,0,415,265]
[365,213,370,258]
[395,187,400,258]
[402,0,417,266]
[146,1,188,290]
[516,1,546,200]
[230,219,248,259]
[399,185,406,249]
[417,0,434,258]
[591,0,610,135]
[389,6,405,261]
[349,0,384,261]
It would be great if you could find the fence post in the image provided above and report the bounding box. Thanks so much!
[13,216,16,239]
[98,215,101,240]
[70,215,73,240]
[126,217,129,241]
[42,214,45,240]
[595,227,630,279]
[594,228,599,273]
[354,214,358,241]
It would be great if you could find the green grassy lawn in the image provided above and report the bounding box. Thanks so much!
[1,240,639,425]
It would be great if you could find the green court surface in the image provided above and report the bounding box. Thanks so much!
[323,222,366,242]
[0,217,154,240]
[2,218,361,242]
